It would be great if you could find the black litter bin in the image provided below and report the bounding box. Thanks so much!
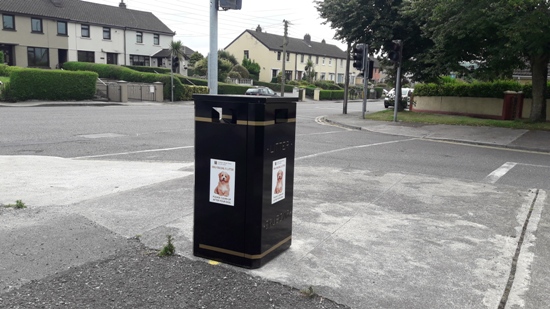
[193,94,297,269]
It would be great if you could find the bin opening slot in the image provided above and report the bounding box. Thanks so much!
[212,107,238,124]
[275,109,288,124]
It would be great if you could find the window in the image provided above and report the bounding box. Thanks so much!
[329,58,332,66]
[244,50,249,59]
[308,55,311,60]
[320,73,326,80]
[272,69,278,78]
[277,51,281,61]
[286,52,290,61]
[329,73,335,81]
[81,24,90,37]
[136,31,143,43]
[57,21,67,36]
[300,54,304,63]
[31,18,42,33]
[315,56,319,64]
[103,27,111,40]
[154,34,159,45]
[130,55,150,66]
[322,57,326,65]
[27,47,49,67]
[2,14,15,30]
[77,51,95,62]
[340,59,343,68]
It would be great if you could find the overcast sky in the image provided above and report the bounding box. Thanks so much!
[85,0,346,56]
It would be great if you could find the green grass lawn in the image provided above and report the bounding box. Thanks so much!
[365,110,550,131]
[0,76,9,83]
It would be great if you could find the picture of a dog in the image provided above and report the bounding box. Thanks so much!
[274,170,284,194]
[214,171,230,196]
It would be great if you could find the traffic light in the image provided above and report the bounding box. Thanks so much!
[219,0,242,10]
[388,40,402,63]
[352,44,365,71]
[368,60,374,79]
[172,56,179,71]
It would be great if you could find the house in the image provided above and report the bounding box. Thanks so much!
[152,45,194,75]
[0,0,178,70]
[513,64,550,84]
[224,26,379,84]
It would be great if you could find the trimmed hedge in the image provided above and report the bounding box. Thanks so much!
[63,62,207,100]
[254,81,294,93]
[218,84,250,95]
[9,69,97,101]
[0,64,23,77]
[319,90,345,100]
[123,65,171,74]
[413,80,544,99]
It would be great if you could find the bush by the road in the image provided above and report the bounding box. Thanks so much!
[63,62,208,100]
[123,65,171,74]
[414,80,550,99]
[8,68,97,101]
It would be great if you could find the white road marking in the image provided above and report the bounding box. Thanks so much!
[296,131,347,136]
[296,138,418,161]
[484,162,517,183]
[72,146,194,159]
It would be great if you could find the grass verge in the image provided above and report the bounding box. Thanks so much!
[365,110,550,131]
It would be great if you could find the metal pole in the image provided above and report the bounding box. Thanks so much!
[281,20,288,97]
[343,42,351,114]
[170,59,174,102]
[208,0,218,94]
[361,44,368,118]
[393,64,401,122]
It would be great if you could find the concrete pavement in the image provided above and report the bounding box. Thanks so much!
[325,111,550,154]
[1,101,550,308]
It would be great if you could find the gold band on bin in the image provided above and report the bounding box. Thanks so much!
[199,236,291,259]
[195,117,296,126]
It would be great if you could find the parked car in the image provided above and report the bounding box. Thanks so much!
[384,88,413,109]
[245,86,278,96]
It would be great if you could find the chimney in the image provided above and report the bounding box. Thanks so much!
[304,34,311,43]
[256,25,262,32]
[321,39,326,44]
[119,0,127,8]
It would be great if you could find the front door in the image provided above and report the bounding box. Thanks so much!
[0,45,14,66]
[58,49,67,68]
[106,53,117,65]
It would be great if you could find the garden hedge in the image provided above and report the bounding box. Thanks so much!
[413,80,549,99]
[123,65,171,74]
[9,68,97,101]
[319,90,345,100]
[63,62,207,100]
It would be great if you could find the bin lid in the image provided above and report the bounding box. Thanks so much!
[193,94,297,104]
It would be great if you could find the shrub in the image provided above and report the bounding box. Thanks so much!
[218,83,249,95]
[374,87,384,99]
[9,68,97,101]
[230,64,250,79]
[414,80,525,98]
[62,62,207,100]
[319,90,345,100]
[123,65,171,74]
[254,81,293,93]
[227,71,242,79]
[0,51,4,64]
[314,80,342,90]
[0,64,22,77]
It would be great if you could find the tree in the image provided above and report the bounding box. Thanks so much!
[188,51,204,68]
[242,58,260,81]
[194,50,242,82]
[169,40,184,74]
[409,0,549,122]
[304,59,316,83]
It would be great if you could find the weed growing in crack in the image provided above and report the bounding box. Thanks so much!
[158,235,175,257]
[4,200,26,209]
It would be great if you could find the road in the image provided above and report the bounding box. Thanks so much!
[1,100,549,308]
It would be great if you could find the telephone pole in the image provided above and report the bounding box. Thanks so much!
[280,20,289,97]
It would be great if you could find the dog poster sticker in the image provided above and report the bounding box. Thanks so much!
[272,158,286,204]
[210,159,236,206]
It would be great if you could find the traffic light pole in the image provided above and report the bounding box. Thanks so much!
[392,40,403,122]
[361,44,369,118]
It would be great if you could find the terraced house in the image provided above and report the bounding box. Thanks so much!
[0,0,177,70]
[224,26,381,84]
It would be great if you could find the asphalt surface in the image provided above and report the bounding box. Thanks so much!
[1,99,550,309]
